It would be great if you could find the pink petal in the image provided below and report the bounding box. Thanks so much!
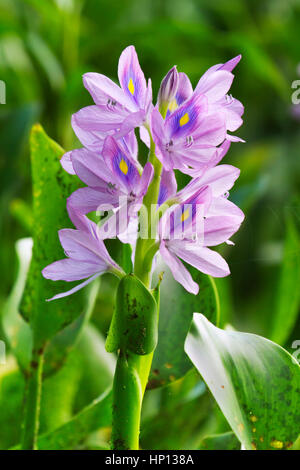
[71,114,107,153]
[160,241,199,294]
[102,136,140,192]
[46,273,101,302]
[118,45,148,110]
[139,126,150,148]
[138,162,154,197]
[203,216,242,246]
[71,148,112,187]
[67,187,119,216]
[219,55,242,72]
[170,242,230,278]
[83,72,133,110]
[184,164,240,198]
[115,110,146,138]
[195,70,234,102]
[158,169,177,205]
[73,105,128,132]
[150,107,172,170]
[122,131,138,159]
[166,93,208,140]
[61,151,75,174]
[207,197,245,223]
[193,112,226,146]
[59,228,95,262]
[42,258,100,282]
[176,72,193,106]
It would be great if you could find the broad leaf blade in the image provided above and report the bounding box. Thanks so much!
[185,314,300,450]
[43,279,100,377]
[149,263,219,388]
[20,124,86,347]
[199,432,240,450]
[14,389,112,450]
[271,214,300,345]
[2,238,33,371]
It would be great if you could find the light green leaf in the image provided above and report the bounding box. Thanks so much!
[199,431,240,450]
[149,264,219,388]
[185,314,300,450]
[2,238,33,371]
[20,124,87,348]
[37,389,112,450]
[74,324,115,411]
[270,214,300,345]
[3,236,99,376]
[43,280,100,377]
[26,32,65,90]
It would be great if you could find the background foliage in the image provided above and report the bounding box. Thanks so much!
[0,0,300,450]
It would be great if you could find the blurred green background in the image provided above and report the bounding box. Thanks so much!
[0,0,300,450]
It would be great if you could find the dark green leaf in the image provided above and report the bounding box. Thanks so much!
[270,214,300,345]
[199,432,240,450]
[2,238,33,371]
[43,280,100,377]
[37,389,112,450]
[20,124,87,348]
[149,264,219,388]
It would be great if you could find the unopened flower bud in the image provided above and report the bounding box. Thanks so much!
[158,66,179,117]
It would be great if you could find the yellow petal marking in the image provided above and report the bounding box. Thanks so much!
[179,112,189,126]
[181,208,190,222]
[128,78,135,95]
[119,159,128,175]
[168,99,178,112]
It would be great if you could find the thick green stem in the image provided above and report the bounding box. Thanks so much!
[21,347,44,450]
[111,351,153,450]
[112,122,164,450]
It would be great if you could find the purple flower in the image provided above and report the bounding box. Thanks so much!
[151,94,226,173]
[157,169,178,206]
[71,46,152,151]
[157,66,179,111]
[169,55,244,135]
[66,136,153,238]
[151,56,244,174]
[42,213,123,301]
[44,48,245,301]
[158,165,244,294]
[61,132,138,174]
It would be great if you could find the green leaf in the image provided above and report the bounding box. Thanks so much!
[20,124,87,348]
[43,279,100,377]
[74,324,115,411]
[149,264,219,388]
[40,351,82,433]
[229,34,288,99]
[0,361,25,449]
[185,314,300,450]
[199,432,240,450]
[2,238,33,371]
[37,389,112,450]
[3,234,99,377]
[10,199,33,234]
[106,274,158,355]
[270,214,300,345]
[141,370,211,450]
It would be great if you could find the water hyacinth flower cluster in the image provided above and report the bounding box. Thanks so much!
[43,45,244,298]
